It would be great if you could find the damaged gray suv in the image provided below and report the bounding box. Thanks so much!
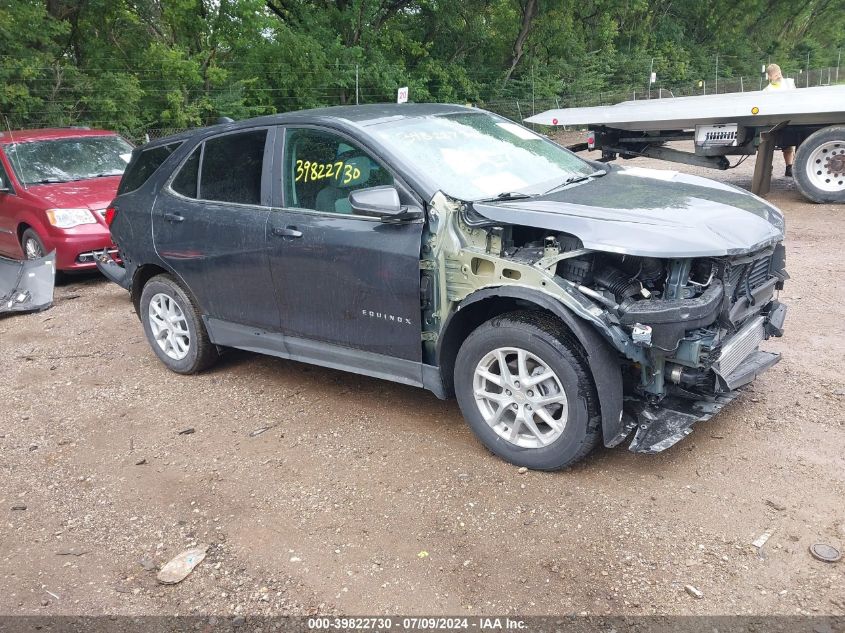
[98,104,787,470]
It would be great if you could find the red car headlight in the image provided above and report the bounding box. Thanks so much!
[45,208,98,228]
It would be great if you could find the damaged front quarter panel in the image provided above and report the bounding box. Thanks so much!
[0,253,56,314]
[423,192,640,447]
[424,183,787,456]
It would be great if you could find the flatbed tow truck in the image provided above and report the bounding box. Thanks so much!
[526,84,845,204]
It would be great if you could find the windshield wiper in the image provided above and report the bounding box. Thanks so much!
[28,178,71,185]
[68,172,123,181]
[542,169,607,196]
[474,191,534,203]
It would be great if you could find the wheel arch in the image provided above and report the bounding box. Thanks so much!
[17,223,48,259]
[130,263,171,317]
[17,222,33,243]
[437,286,625,447]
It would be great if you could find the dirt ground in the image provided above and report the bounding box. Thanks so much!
[1,143,844,618]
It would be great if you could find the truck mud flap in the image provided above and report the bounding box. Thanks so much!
[0,253,56,314]
[627,392,740,454]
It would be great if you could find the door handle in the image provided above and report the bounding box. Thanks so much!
[163,212,184,223]
[272,226,302,238]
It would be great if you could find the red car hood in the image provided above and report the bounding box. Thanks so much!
[27,176,121,210]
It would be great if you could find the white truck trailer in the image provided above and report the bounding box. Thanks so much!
[525,85,845,204]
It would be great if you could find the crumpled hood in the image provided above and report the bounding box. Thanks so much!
[26,176,121,211]
[472,166,785,257]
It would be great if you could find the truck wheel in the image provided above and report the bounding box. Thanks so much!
[454,311,602,470]
[139,274,218,374]
[794,126,845,204]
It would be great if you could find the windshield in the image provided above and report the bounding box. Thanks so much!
[5,136,134,185]
[372,111,593,200]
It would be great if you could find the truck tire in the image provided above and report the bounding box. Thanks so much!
[140,274,219,374]
[793,125,845,204]
[454,311,602,470]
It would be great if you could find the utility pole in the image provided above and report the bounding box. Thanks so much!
[837,50,841,83]
[714,53,719,94]
[648,57,654,99]
[806,51,810,87]
[355,64,359,105]
[531,63,535,117]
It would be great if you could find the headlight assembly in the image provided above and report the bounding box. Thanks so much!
[45,208,97,228]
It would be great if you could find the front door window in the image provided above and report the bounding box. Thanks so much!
[283,128,393,214]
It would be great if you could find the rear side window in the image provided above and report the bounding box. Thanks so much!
[199,130,267,205]
[171,146,200,198]
[118,142,182,194]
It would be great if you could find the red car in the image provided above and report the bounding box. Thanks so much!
[0,128,133,271]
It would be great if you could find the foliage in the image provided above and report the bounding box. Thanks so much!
[1,0,843,139]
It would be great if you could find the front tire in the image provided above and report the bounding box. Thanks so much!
[793,126,845,204]
[139,274,218,374]
[21,228,46,260]
[454,311,602,470]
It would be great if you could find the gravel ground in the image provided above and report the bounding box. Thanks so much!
[1,143,844,617]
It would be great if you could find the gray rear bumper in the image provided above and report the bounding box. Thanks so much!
[95,250,130,289]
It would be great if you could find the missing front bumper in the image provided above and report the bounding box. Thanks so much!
[0,253,56,314]
[628,350,780,454]
[627,392,739,454]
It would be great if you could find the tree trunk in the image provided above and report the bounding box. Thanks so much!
[502,0,538,86]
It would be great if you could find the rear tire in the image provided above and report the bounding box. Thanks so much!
[793,126,845,204]
[454,311,602,470]
[139,274,218,374]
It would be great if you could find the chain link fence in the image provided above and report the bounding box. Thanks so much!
[6,65,839,144]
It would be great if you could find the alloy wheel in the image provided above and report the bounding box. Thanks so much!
[148,293,191,361]
[472,347,569,449]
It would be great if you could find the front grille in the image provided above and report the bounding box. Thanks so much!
[745,255,772,289]
[726,252,774,301]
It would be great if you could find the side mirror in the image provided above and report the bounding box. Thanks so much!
[348,185,422,222]
[0,175,8,193]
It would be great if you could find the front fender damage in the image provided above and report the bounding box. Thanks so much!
[424,192,630,447]
[425,190,785,457]
[455,286,627,448]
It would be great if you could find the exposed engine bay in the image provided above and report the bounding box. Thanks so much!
[501,226,787,450]
[425,193,788,454]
